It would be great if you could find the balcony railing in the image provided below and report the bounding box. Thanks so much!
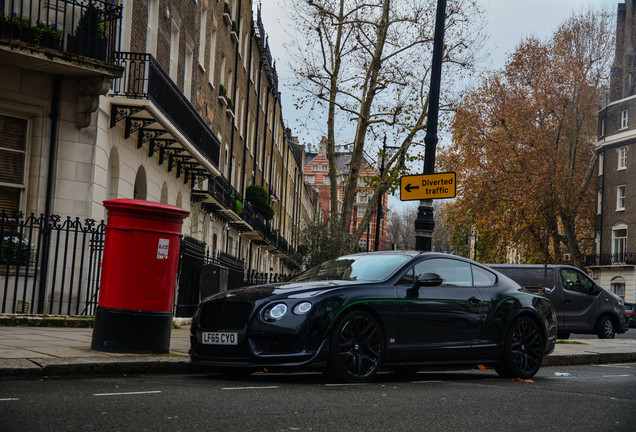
[586,253,636,267]
[0,0,122,63]
[111,52,221,169]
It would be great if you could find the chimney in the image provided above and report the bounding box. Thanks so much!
[319,136,328,156]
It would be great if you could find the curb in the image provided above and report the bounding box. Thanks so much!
[0,357,208,380]
[2,351,635,380]
[542,352,636,366]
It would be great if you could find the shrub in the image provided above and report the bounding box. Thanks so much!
[0,232,31,265]
[246,185,275,220]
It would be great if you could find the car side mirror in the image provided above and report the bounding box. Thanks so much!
[415,272,443,288]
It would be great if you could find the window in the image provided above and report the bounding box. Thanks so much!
[207,23,217,87]
[183,44,193,100]
[619,146,627,170]
[598,153,604,176]
[198,8,207,68]
[612,225,627,264]
[611,278,626,299]
[0,115,28,213]
[305,175,315,184]
[560,268,596,295]
[621,109,629,129]
[597,190,602,214]
[617,185,626,211]
[169,20,180,81]
[414,258,473,287]
[600,117,606,137]
[146,0,159,56]
[472,265,497,286]
[358,192,370,203]
[323,175,330,185]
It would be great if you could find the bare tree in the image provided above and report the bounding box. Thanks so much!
[287,0,485,252]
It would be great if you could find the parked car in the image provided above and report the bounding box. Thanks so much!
[488,264,628,339]
[625,303,636,328]
[190,252,557,382]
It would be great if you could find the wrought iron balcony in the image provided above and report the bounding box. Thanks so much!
[586,253,636,267]
[0,0,122,63]
[110,52,221,173]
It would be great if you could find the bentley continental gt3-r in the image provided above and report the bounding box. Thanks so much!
[190,251,557,382]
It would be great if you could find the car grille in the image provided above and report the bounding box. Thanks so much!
[199,300,253,330]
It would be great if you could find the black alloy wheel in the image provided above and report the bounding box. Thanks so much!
[495,316,544,379]
[328,310,384,383]
[596,316,616,339]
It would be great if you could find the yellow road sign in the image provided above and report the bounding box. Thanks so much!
[400,172,456,201]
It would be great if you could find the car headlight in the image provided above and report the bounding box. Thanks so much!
[262,303,288,322]
[293,302,312,315]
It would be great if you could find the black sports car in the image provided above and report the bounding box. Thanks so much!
[190,251,557,382]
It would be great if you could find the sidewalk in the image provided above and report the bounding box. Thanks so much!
[1,324,635,379]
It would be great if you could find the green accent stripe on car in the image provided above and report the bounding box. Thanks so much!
[487,294,544,324]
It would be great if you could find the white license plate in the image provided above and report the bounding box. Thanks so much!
[202,331,238,345]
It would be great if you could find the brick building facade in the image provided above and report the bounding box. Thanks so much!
[589,0,636,303]
[304,138,389,251]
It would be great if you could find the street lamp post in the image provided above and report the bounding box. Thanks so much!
[414,0,447,252]
[375,135,399,251]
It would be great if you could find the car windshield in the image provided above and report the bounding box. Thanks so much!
[293,254,411,282]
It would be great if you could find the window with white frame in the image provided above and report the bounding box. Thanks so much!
[621,109,629,129]
[612,225,627,264]
[598,153,604,176]
[617,185,626,211]
[207,22,217,87]
[169,20,180,81]
[0,114,28,213]
[600,117,606,137]
[597,190,602,214]
[198,7,207,68]
[146,0,159,56]
[611,278,626,299]
[306,175,315,184]
[619,146,627,170]
[184,44,193,100]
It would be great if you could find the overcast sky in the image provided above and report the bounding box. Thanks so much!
[258,0,621,212]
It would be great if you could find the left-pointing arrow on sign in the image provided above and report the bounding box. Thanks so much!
[404,183,419,193]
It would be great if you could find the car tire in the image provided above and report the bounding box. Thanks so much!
[596,316,615,339]
[328,310,384,383]
[495,316,544,379]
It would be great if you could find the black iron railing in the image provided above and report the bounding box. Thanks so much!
[111,52,221,169]
[0,0,122,63]
[586,253,636,266]
[0,211,105,315]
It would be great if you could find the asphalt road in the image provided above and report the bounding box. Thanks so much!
[1,363,634,432]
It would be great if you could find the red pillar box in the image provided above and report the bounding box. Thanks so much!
[91,199,189,353]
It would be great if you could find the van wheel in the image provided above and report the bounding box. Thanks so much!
[596,316,615,339]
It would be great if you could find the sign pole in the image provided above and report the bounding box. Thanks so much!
[415,0,447,252]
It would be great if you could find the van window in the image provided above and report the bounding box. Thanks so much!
[496,268,554,289]
[560,268,596,295]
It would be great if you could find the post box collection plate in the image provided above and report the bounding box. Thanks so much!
[202,331,238,345]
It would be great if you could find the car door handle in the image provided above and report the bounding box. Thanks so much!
[563,299,572,305]
[468,297,481,304]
